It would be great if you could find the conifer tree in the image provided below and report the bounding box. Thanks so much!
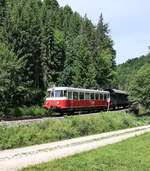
[40,2,65,89]
[57,39,76,86]
[0,43,24,116]
[95,13,116,88]
[72,36,97,89]
[44,0,59,10]
[40,3,54,89]
[0,0,118,116]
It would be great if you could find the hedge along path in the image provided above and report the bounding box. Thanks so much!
[0,125,150,171]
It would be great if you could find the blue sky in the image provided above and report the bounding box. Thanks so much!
[57,0,150,64]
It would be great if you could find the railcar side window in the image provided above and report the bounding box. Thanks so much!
[95,94,99,100]
[50,91,54,97]
[47,91,51,97]
[80,92,84,100]
[64,90,67,97]
[104,94,107,100]
[68,91,72,100]
[107,94,110,102]
[100,94,103,100]
[91,93,94,100]
[55,90,63,97]
[85,93,90,100]
[73,92,78,100]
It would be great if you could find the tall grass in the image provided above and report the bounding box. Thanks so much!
[0,112,149,151]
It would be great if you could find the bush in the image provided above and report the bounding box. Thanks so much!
[18,106,47,117]
[3,106,47,118]
[129,64,150,110]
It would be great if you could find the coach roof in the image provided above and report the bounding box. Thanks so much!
[47,87,109,94]
[105,89,127,95]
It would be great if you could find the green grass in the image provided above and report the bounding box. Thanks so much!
[21,132,150,171]
[0,112,150,151]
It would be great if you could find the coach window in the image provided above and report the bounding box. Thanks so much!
[64,90,67,97]
[73,92,78,100]
[95,93,99,100]
[68,91,72,100]
[55,90,63,97]
[85,93,90,100]
[100,94,103,100]
[107,94,110,99]
[104,94,107,100]
[80,92,84,100]
[91,93,94,100]
[47,91,51,97]
[50,90,54,97]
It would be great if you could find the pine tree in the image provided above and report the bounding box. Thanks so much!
[57,39,76,86]
[44,0,59,10]
[72,36,97,89]
[68,12,82,38]
[0,43,25,116]
[40,3,54,89]
[40,2,65,89]
[95,13,116,88]
[0,0,45,105]
[0,0,9,26]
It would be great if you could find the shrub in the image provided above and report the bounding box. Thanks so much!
[18,105,47,116]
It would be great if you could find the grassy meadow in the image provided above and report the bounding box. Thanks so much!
[21,132,150,171]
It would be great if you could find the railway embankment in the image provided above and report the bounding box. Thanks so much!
[0,112,150,152]
[0,109,129,127]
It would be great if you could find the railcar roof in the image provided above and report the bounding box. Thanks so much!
[106,89,127,95]
[47,87,109,94]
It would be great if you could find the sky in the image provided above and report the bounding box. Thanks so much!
[57,0,150,64]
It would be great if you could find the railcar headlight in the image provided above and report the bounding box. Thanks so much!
[57,101,60,105]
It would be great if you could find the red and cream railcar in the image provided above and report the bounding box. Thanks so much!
[44,87,110,113]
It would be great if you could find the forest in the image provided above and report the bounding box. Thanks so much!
[0,0,150,117]
[116,53,150,111]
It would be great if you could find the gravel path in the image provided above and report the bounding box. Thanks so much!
[0,125,150,171]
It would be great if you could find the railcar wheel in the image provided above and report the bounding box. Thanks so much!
[48,108,53,115]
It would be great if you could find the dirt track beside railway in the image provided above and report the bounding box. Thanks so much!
[0,125,150,171]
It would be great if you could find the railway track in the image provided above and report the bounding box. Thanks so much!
[0,108,129,127]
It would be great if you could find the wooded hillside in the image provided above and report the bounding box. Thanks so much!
[0,0,116,115]
[115,54,150,91]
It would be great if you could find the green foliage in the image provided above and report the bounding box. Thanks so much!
[138,107,150,116]
[1,106,47,118]
[0,43,23,116]
[17,106,47,117]
[44,0,59,10]
[0,0,116,116]
[71,36,98,89]
[95,14,116,88]
[115,54,150,91]
[0,113,148,151]
[128,64,150,110]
